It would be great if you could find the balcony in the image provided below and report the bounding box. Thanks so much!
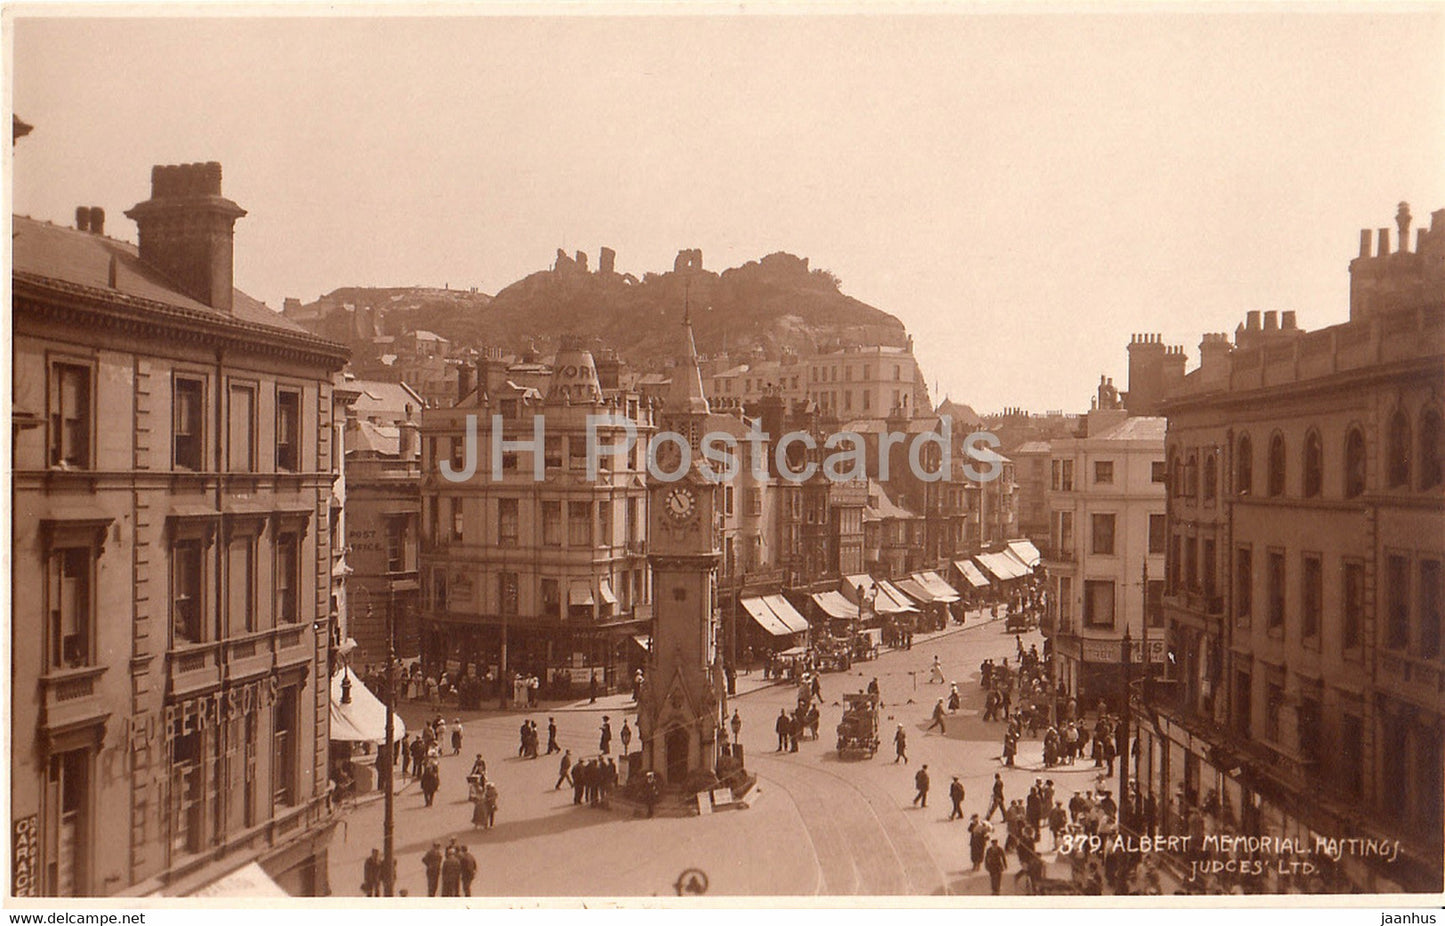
[39,666,110,736]
[625,539,646,556]
[1377,651,1445,707]
[168,643,222,697]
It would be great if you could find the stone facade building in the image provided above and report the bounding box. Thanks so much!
[416,339,654,697]
[1045,406,1168,709]
[1142,205,1444,893]
[11,163,349,896]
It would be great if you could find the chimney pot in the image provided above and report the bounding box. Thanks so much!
[75,206,90,232]
[90,207,104,235]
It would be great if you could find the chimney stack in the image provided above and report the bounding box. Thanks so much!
[1264,311,1279,331]
[1396,202,1412,253]
[1359,228,1373,258]
[124,162,246,312]
[1282,310,1297,330]
[75,207,90,233]
[398,404,419,461]
[1377,228,1390,256]
[457,361,475,404]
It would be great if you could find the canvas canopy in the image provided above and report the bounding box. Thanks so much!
[329,666,406,744]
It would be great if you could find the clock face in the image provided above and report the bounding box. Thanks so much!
[665,486,697,523]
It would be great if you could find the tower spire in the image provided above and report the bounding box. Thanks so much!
[669,284,710,416]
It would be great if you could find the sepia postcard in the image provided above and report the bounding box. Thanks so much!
[5,2,1443,913]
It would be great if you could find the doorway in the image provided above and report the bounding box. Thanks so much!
[665,727,690,784]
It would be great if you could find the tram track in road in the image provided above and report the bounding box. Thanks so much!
[752,748,948,895]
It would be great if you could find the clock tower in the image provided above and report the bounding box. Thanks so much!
[642,460,725,788]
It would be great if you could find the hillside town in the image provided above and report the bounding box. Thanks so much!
[12,137,1441,900]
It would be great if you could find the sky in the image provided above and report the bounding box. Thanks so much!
[10,7,1445,414]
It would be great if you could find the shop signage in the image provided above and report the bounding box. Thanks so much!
[1080,639,1166,664]
[13,814,38,897]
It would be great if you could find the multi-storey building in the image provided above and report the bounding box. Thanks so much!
[1144,205,1444,893]
[1010,440,1053,548]
[342,379,425,664]
[416,339,654,699]
[11,163,349,896]
[805,341,930,420]
[1044,391,1168,709]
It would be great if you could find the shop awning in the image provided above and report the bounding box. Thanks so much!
[1006,539,1042,569]
[975,552,1029,582]
[811,590,859,621]
[842,574,874,603]
[762,594,809,633]
[599,579,617,606]
[631,634,651,652]
[329,666,406,744]
[569,583,595,606]
[186,862,290,898]
[954,559,991,588]
[741,596,808,637]
[912,571,960,603]
[896,577,936,604]
[875,580,919,614]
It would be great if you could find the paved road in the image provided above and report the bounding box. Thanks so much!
[327,610,1097,897]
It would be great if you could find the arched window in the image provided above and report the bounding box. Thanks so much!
[1203,454,1217,502]
[1236,435,1253,496]
[1344,427,1367,498]
[1419,407,1443,490]
[1388,408,1411,488]
[1268,433,1286,497]
[1303,429,1323,498]
[1171,453,1183,498]
[1186,453,1199,499]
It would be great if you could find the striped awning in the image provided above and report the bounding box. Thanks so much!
[975,552,1030,582]
[874,580,919,614]
[741,596,809,637]
[1006,539,1042,568]
[954,559,991,588]
[915,571,960,602]
[811,590,859,621]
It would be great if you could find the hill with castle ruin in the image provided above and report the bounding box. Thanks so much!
[284,248,908,367]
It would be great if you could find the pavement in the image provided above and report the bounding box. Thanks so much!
[327,609,1115,897]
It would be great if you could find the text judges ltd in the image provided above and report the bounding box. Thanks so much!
[437,414,1006,485]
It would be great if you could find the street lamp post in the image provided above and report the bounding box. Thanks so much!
[1119,621,1131,830]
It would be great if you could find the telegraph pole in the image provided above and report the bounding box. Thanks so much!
[382,593,396,896]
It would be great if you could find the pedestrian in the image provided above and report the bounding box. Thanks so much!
[969,816,990,871]
[776,709,790,751]
[399,734,412,778]
[440,847,461,897]
[620,719,633,755]
[422,842,443,897]
[810,673,822,703]
[420,761,440,807]
[482,781,498,828]
[546,717,560,754]
[948,776,966,820]
[730,709,742,743]
[947,683,960,712]
[599,716,612,754]
[927,698,946,734]
[643,771,660,818]
[788,711,801,752]
[409,736,427,779]
[589,671,599,704]
[912,764,930,808]
[451,720,463,756]
[458,845,477,896]
[469,753,487,780]
[894,724,908,763]
[1049,800,1069,850]
[362,848,382,897]
[555,749,573,790]
[518,719,530,757]
[572,759,587,806]
[986,773,1006,820]
[984,838,1008,895]
[930,655,945,684]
